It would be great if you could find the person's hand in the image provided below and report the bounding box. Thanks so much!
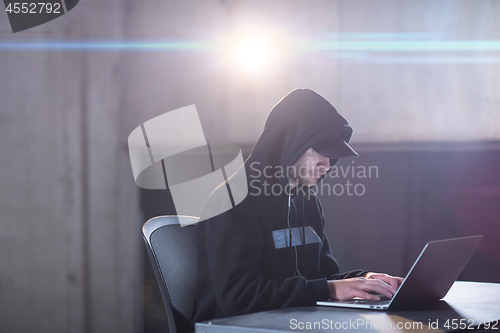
[327,277,396,301]
[364,272,404,292]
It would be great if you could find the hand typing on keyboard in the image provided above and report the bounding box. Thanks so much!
[327,273,403,301]
[364,272,404,292]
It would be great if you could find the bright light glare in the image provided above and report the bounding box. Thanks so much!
[238,41,267,68]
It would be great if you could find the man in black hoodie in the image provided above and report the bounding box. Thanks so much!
[192,89,402,325]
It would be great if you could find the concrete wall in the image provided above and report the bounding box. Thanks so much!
[121,0,500,146]
[1,1,499,333]
[319,144,500,283]
[0,1,141,333]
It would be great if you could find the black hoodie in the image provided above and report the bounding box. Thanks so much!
[192,89,366,326]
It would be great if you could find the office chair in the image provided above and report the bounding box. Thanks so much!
[142,215,198,333]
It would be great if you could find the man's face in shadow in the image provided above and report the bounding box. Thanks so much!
[289,148,330,188]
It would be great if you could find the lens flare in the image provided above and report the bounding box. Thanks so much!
[238,40,267,68]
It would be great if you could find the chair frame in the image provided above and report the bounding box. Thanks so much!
[142,215,198,333]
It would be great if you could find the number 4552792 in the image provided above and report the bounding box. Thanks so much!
[444,319,498,330]
[5,2,61,14]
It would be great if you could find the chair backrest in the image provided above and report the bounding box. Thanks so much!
[142,215,198,333]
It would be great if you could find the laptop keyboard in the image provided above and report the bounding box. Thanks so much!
[353,299,391,305]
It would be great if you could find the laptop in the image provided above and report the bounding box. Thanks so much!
[317,235,483,310]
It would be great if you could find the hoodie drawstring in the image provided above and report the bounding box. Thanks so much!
[287,186,302,277]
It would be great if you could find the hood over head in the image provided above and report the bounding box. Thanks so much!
[246,88,357,188]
